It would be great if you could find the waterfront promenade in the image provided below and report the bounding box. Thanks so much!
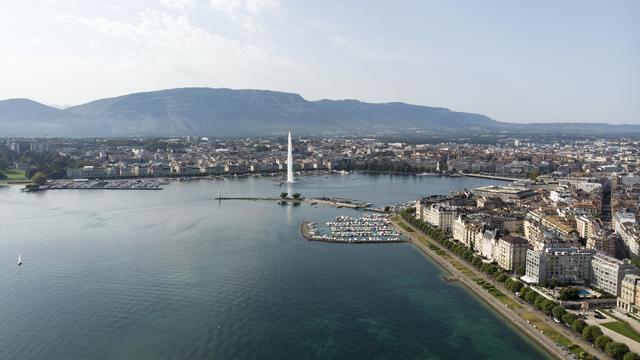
[392,216,603,360]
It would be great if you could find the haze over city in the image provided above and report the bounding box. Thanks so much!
[4,2,640,360]
[1,0,638,124]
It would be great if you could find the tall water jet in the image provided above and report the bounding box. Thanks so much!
[287,131,294,183]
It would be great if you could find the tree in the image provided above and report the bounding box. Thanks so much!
[280,192,289,199]
[516,265,526,276]
[525,290,538,304]
[542,300,557,315]
[624,352,640,360]
[595,335,613,351]
[562,312,578,326]
[572,319,587,334]
[496,273,507,282]
[559,287,580,300]
[519,287,529,298]
[31,171,47,185]
[509,280,524,293]
[606,342,630,360]
[292,193,301,199]
[552,305,566,320]
[582,325,603,343]
[527,169,541,180]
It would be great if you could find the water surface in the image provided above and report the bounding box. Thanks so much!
[0,175,552,359]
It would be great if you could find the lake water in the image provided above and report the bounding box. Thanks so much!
[0,174,552,359]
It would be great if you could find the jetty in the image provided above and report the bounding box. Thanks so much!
[215,195,371,209]
[216,196,303,202]
[305,197,371,209]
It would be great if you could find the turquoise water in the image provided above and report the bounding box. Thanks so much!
[0,175,552,359]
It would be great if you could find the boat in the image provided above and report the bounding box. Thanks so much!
[17,252,22,266]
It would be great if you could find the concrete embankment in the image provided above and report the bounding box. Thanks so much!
[463,173,520,182]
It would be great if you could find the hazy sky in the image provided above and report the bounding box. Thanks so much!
[0,0,638,123]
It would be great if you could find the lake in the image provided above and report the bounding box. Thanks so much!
[0,174,552,359]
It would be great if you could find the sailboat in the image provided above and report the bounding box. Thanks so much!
[17,253,22,266]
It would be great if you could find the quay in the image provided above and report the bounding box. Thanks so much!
[463,173,519,182]
[392,217,574,360]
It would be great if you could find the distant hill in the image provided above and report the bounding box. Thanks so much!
[0,98,104,137]
[64,88,500,136]
[0,88,637,137]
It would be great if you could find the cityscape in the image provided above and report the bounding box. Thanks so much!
[1,1,638,360]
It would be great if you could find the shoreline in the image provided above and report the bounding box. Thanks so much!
[391,217,570,360]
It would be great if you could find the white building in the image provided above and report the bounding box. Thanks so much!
[591,253,639,296]
[523,247,594,285]
[615,211,636,235]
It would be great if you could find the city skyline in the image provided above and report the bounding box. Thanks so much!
[0,0,638,124]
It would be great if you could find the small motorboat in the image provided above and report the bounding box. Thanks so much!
[18,252,22,266]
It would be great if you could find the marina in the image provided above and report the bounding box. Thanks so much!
[38,178,169,191]
[301,214,406,243]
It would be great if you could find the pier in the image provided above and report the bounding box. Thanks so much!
[215,195,370,209]
[305,197,371,209]
[215,196,303,202]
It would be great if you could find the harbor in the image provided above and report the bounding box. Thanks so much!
[300,214,406,243]
[38,178,169,191]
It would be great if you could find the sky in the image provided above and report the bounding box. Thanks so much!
[0,0,638,124]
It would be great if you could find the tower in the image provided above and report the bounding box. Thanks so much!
[287,132,294,183]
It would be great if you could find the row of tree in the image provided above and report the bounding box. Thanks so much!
[0,146,92,180]
[335,159,438,174]
[400,208,637,360]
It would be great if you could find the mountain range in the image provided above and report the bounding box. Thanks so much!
[0,87,637,137]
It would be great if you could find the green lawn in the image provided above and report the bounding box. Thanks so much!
[2,169,27,180]
[521,311,573,347]
[601,320,640,342]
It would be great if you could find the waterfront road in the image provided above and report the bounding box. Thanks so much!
[392,217,605,360]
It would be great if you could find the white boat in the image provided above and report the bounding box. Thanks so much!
[17,252,22,266]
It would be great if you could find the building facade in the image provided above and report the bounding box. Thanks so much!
[591,253,639,296]
[523,247,594,285]
[496,235,529,273]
